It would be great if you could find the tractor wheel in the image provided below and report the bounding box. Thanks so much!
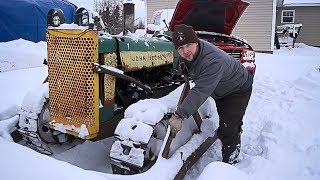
[37,101,57,143]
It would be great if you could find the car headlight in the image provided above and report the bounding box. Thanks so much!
[243,50,255,61]
[47,9,65,27]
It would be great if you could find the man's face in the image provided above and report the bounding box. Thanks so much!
[177,43,198,61]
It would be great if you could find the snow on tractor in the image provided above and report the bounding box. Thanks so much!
[17,0,255,179]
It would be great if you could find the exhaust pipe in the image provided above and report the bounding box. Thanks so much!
[123,0,135,35]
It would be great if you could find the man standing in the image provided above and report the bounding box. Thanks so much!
[169,24,253,164]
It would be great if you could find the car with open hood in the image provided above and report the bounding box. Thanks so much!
[170,0,256,74]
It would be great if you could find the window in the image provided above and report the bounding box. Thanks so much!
[281,10,295,23]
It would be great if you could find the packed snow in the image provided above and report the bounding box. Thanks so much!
[1,0,320,179]
[283,0,320,5]
[0,39,46,72]
[1,37,320,180]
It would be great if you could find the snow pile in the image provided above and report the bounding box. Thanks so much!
[110,140,145,168]
[0,39,46,72]
[0,115,19,141]
[0,104,20,121]
[125,99,171,125]
[115,118,154,143]
[0,37,320,180]
[48,23,88,30]
[0,140,108,180]
[18,83,49,132]
[198,161,249,180]
[283,0,320,5]
[50,122,90,139]
[0,68,48,109]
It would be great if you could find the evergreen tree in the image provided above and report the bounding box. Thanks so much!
[101,7,110,27]
[96,0,123,34]
[112,5,122,34]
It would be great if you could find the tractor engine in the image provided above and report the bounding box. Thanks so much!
[115,65,178,108]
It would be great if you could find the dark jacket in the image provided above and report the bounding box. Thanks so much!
[176,39,249,119]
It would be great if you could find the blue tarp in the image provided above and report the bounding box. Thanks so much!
[0,0,76,42]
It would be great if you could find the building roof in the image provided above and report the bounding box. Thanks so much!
[283,0,320,6]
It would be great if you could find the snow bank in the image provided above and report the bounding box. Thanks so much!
[0,115,19,141]
[1,36,320,180]
[0,39,46,72]
[0,140,108,180]
[197,161,249,180]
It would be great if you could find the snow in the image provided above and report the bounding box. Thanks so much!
[0,140,108,180]
[198,161,249,180]
[115,118,154,144]
[0,115,19,141]
[0,39,46,72]
[124,99,170,125]
[0,36,320,179]
[1,2,319,179]
[0,66,47,113]
[18,82,49,131]
[283,0,320,6]
[1,30,320,180]
[110,140,145,167]
[49,121,89,139]
[100,65,124,74]
[48,23,88,30]
[284,0,320,4]
[123,0,135,5]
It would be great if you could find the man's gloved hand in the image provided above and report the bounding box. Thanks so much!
[169,113,182,137]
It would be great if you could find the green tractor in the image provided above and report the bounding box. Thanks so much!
[18,7,181,148]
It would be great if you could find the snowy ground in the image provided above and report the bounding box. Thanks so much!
[1,37,319,180]
[1,1,320,179]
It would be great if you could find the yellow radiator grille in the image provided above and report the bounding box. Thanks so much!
[46,29,99,139]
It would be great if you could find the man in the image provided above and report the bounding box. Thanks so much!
[169,24,253,164]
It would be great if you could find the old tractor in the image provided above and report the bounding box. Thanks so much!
[17,0,255,179]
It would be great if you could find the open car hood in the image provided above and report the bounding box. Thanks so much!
[169,0,249,35]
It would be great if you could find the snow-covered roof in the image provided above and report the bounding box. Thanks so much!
[283,0,320,6]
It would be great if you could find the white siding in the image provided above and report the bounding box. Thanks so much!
[233,0,275,52]
[146,0,179,23]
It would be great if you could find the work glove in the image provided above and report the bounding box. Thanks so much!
[169,113,182,137]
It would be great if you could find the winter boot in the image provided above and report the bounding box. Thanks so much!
[222,144,240,164]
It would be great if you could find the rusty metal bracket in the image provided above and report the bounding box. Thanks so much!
[174,131,218,180]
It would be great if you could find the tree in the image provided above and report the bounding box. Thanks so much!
[111,5,122,34]
[101,7,110,27]
[95,0,123,34]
